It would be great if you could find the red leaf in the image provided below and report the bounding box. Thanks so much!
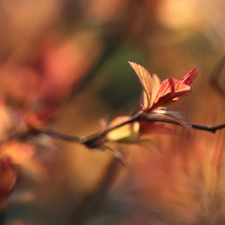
[129,62,199,111]
[129,62,152,108]
[152,78,190,109]
[180,66,200,85]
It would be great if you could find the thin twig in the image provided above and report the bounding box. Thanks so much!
[1,113,225,150]
[192,123,225,133]
[41,129,83,143]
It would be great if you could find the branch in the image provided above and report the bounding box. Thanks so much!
[192,123,225,133]
[39,117,225,148]
[1,112,225,152]
[144,117,225,133]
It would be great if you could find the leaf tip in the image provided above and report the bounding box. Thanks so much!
[128,61,136,69]
[193,66,200,75]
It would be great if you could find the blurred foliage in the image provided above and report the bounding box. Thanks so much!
[1,0,225,225]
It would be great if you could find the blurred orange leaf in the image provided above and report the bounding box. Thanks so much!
[106,116,140,142]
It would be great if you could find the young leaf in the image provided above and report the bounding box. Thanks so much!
[150,74,161,106]
[139,73,161,111]
[180,66,200,85]
[106,116,140,142]
[152,78,191,108]
[129,62,152,109]
[150,109,192,131]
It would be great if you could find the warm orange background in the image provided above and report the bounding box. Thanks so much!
[1,1,225,225]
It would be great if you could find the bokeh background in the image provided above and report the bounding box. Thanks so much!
[2,0,225,224]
